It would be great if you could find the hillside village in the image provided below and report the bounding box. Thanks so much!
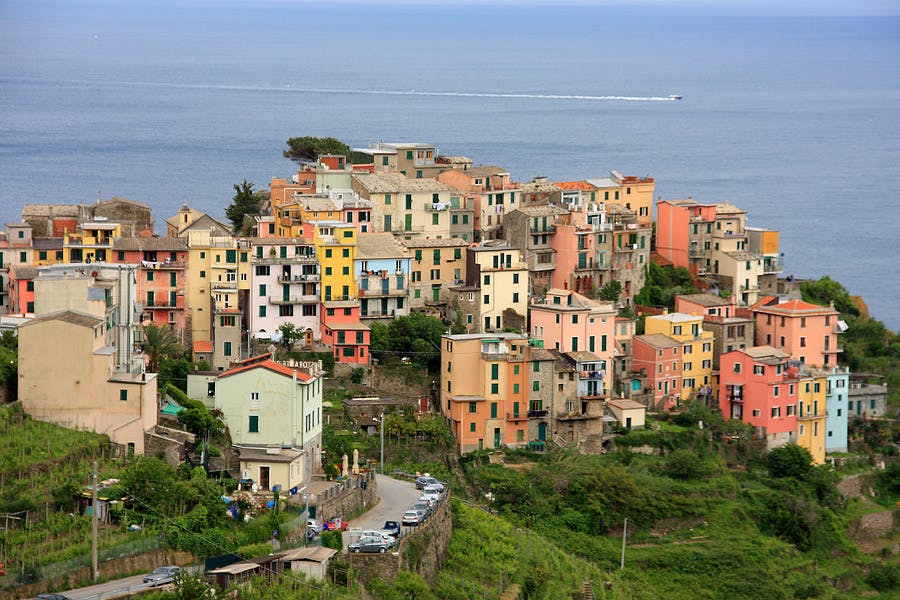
[0,140,896,598]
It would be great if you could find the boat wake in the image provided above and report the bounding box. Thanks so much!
[4,76,681,102]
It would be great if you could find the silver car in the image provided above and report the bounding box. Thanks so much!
[143,565,183,586]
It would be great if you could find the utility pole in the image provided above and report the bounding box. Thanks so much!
[379,412,385,475]
[91,461,99,582]
[620,517,628,571]
[304,449,312,520]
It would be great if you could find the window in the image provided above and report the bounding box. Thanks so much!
[787,405,796,416]
[532,380,540,391]
[470,422,476,432]
[224,341,232,356]
[733,362,742,374]
[147,271,154,282]
[771,406,781,418]
[753,365,765,375]
[773,385,780,398]
[490,402,498,418]
[119,389,128,401]
[800,337,806,348]
[248,415,259,432]
[258,306,266,317]
[469,402,477,413]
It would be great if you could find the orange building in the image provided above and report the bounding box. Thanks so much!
[440,333,531,453]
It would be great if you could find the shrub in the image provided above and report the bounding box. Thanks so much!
[867,563,900,592]
[321,530,343,551]
[665,449,711,480]
[766,444,813,479]
[349,367,365,384]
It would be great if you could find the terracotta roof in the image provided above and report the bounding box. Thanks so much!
[219,355,312,381]
[554,181,597,191]
[755,299,837,314]
[352,172,457,194]
[193,340,213,353]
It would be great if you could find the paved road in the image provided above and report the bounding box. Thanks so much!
[341,473,421,550]
[59,572,178,599]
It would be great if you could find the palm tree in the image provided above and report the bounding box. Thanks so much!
[142,323,184,372]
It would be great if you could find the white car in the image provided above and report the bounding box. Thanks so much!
[359,529,396,545]
[420,490,440,503]
[423,483,444,494]
[143,565,183,586]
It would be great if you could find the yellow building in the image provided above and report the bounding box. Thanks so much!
[63,222,122,263]
[644,312,715,403]
[186,230,247,368]
[312,221,357,302]
[797,370,828,465]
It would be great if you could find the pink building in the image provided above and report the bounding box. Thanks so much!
[656,198,718,274]
[719,346,799,449]
[7,264,36,315]
[675,293,736,318]
[530,288,617,393]
[632,334,682,411]
[753,298,842,368]
[320,301,370,365]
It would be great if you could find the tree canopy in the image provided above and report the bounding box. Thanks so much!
[369,312,446,371]
[634,262,698,309]
[283,136,350,163]
[225,179,260,233]
[143,323,184,373]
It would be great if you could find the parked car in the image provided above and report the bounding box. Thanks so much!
[423,483,444,494]
[417,495,436,509]
[143,565,183,586]
[307,518,323,538]
[420,490,440,503]
[402,509,424,526]
[359,530,396,545]
[411,501,432,518]
[416,475,443,490]
[34,595,70,600]
[421,478,445,492]
[382,520,401,538]
[349,536,392,553]
[324,517,349,531]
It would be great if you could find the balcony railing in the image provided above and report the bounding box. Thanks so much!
[143,260,186,270]
[729,394,743,403]
[252,254,317,264]
[529,225,557,234]
[481,352,508,361]
[527,409,548,418]
[269,295,318,305]
[824,345,844,353]
[579,370,605,380]
[359,288,406,298]
[361,310,395,319]
[688,248,706,258]
[278,273,319,284]
[506,412,528,422]
[762,258,783,273]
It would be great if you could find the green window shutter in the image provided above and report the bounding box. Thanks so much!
[248,415,259,432]
[490,402,497,418]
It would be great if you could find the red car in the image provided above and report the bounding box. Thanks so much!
[323,517,349,531]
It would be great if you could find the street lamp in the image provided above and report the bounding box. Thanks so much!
[380,412,385,475]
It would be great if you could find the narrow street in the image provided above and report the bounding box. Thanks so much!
[341,473,422,550]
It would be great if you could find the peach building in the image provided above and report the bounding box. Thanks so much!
[438,166,519,240]
[753,298,843,368]
[440,333,531,454]
[631,333,683,412]
[644,312,715,405]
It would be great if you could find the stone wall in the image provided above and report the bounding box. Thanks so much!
[0,548,194,600]
[315,471,378,523]
[349,493,454,589]
[850,510,896,542]
[143,426,194,465]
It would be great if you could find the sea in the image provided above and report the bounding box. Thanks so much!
[1,1,898,329]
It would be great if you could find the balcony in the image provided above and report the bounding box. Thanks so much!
[762,258,783,273]
[253,254,317,265]
[210,282,237,291]
[269,294,318,305]
[143,260,186,270]
[527,409,549,418]
[506,412,528,422]
[360,310,396,319]
[278,273,319,284]
[688,248,706,258]
[145,301,180,310]
[424,203,450,212]
[798,412,823,421]
[359,288,407,298]
[728,394,743,403]
[579,370,605,380]
[481,352,508,361]
[556,411,601,421]
[529,225,557,234]
[824,344,844,354]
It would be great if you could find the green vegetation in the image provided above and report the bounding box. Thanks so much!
[597,280,622,302]
[369,311,446,371]
[452,416,890,598]
[634,262,698,310]
[225,179,262,234]
[283,136,350,163]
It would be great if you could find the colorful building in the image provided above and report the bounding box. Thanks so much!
[529,288,617,394]
[753,298,843,368]
[320,301,370,365]
[247,237,319,345]
[352,172,464,241]
[437,166,519,240]
[111,237,190,336]
[355,232,410,322]
[631,333,683,412]
[312,221,357,303]
[796,368,828,464]
[502,205,566,297]
[405,238,469,309]
[643,312,715,405]
[440,333,531,454]
[719,346,799,450]
[556,171,654,228]
[450,241,528,334]
[825,367,850,453]
[63,222,121,264]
